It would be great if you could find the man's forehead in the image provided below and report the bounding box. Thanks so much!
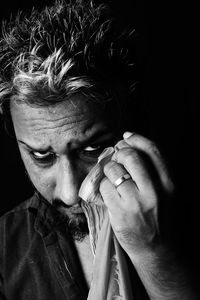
[10,95,113,150]
[11,94,101,117]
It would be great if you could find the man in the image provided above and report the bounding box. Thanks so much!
[0,0,197,299]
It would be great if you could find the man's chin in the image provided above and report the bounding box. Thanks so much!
[56,206,89,241]
[67,212,89,241]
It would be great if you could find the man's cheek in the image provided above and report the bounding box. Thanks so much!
[25,164,54,203]
[34,177,54,203]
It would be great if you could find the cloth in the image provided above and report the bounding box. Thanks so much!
[0,196,149,299]
[79,147,133,300]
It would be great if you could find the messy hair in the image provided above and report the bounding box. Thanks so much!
[0,0,137,115]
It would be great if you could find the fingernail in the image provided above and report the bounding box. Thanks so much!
[123,131,134,139]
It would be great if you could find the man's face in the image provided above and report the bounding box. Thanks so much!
[10,94,118,238]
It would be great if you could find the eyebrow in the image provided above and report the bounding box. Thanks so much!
[76,130,115,147]
[17,129,116,153]
[17,140,53,153]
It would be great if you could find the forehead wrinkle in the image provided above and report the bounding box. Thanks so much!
[38,113,88,123]
[25,112,92,132]
[32,118,92,133]
[25,110,88,123]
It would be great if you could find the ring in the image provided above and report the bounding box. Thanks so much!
[114,173,131,188]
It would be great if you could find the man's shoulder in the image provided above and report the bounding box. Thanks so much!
[0,194,40,234]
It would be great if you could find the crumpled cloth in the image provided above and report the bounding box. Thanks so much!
[79,147,134,300]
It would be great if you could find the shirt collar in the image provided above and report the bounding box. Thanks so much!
[29,192,68,239]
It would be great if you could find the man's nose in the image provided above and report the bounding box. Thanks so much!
[54,156,81,206]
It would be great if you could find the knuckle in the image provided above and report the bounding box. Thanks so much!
[103,160,116,175]
[123,149,141,166]
[143,139,161,158]
[115,139,129,150]
[148,141,160,155]
[116,147,133,160]
[130,135,160,156]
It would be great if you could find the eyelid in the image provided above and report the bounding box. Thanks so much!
[31,151,53,158]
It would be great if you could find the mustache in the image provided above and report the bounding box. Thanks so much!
[52,198,89,241]
[52,198,83,209]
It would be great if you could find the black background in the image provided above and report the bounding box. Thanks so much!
[0,0,199,278]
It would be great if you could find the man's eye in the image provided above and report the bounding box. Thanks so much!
[31,151,56,164]
[83,146,101,152]
[78,145,104,160]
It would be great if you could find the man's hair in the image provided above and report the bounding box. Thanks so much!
[0,0,137,115]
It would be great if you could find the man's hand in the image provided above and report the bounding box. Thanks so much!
[99,132,198,299]
[99,132,174,258]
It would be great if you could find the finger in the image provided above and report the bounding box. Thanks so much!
[122,132,174,193]
[113,147,155,194]
[99,177,140,214]
[103,160,139,201]
[113,132,135,151]
[99,177,122,210]
[123,131,134,139]
[114,139,130,152]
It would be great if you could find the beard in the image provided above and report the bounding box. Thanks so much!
[67,212,89,241]
[33,189,89,241]
[52,199,89,242]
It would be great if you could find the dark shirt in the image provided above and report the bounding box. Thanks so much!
[0,193,149,300]
[0,193,90,300]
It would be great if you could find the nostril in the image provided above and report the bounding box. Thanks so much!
[52,198,71,209]
[52,194,82,209]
